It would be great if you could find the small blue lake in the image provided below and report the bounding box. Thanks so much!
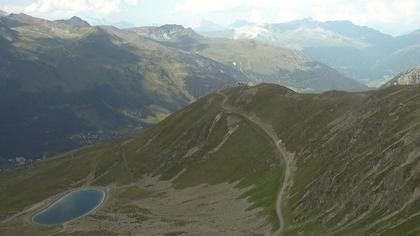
[33,188,105,225]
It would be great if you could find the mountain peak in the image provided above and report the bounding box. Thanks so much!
[299,17,316,23]
[69,16,85,22]
[56,16,90,28]
[158,24,186,34]
[131,24,198,40]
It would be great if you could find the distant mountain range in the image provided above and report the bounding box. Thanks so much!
[195,19,420,86]
[0,14,367,164]
[132,24,366,92]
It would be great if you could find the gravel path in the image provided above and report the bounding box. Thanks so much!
[218,89,294,236]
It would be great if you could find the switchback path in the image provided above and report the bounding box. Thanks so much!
[218,90,294,236]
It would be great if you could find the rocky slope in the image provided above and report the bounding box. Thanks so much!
[132,24,367,92]
[382,67,420,87]
[1,83,420,235]
[0,14,242,163]
[131,24,198,41]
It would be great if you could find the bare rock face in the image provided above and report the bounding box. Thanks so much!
[131,24,198,40]
[382,67,420,87]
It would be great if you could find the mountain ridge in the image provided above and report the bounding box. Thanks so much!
[2,83,420,235]
[131,24,199,41]
[55,16,91,29]
[0,14,242,164]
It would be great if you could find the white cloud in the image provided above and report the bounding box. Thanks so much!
[3,0,419,35]
[175,0,246,13]
[277,10,299,23]
[248,10,266,25]
[311,0,420,35]
[3,4,25,13]
[176,0,420,35]
[5,0,139,18]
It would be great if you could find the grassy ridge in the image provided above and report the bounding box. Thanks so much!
[231,84,420,235]
[2,84,420,235]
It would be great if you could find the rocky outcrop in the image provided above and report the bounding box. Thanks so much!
[382,67,420,87]
[131,24,198,40]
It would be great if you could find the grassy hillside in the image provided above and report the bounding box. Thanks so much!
[228,84,420,235]
[0,14,242,163]
[0,89,283,235]
[1,84,420,235]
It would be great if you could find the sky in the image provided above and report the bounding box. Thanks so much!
[1,0,420,35]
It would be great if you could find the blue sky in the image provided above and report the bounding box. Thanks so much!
[1,0,420,35]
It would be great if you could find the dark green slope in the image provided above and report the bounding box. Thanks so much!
[0,14,243,162]
[229,84,420,235]
[1,84,420,235]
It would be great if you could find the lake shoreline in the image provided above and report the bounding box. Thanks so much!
[31,186,107,226]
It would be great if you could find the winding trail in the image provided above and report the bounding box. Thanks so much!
[218,90,294,236]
